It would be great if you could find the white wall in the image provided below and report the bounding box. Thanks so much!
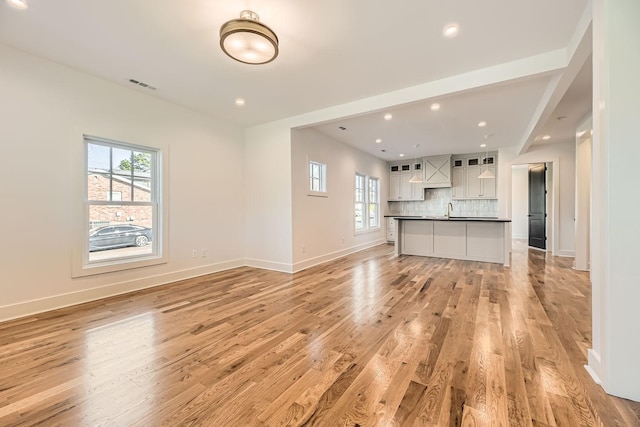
[499,141,576,256]
[291,129,388,271]
[0,44,245,321]
[511,165,529,239]
[243,123,293,272]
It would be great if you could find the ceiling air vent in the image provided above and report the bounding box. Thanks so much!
[128,79,157,91]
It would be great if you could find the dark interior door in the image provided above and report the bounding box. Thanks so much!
[528,163,546,249]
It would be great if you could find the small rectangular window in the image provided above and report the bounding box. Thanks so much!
[309,161,327,195]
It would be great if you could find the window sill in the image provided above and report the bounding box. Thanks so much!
[307,191,328,198]
[72,252,167,278]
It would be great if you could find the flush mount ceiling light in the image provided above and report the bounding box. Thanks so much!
[220,10,279,65]
[384,113,393,120]
[430,103,441,111]
[7,0,28,9]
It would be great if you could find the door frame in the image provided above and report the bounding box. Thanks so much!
[510,157,560,256]
[528,163,547,251]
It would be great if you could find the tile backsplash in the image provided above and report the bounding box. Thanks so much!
[388,188,498,217]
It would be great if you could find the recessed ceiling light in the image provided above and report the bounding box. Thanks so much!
[478,121,487,127]
[7,0,28,9]
[480,143,487,148]
[542,135,551,140]
[399,153,405,157]
[444,24,459,38]
[384,113,393,121]
[430,103,440,111]
[375,138,382,144]
[235,98,245,106]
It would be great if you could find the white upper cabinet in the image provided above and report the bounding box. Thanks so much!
[451,153,497,199]
[388,162,425,201]
[422,155,451,188]
[451,168,465,199]
[389,153,493,201]
[389,173,402,200]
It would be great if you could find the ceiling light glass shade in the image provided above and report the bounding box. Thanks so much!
[220,10,279,65]
[408,174,423,184]
[478,169,495,179]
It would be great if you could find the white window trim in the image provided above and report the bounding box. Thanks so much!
[307,159,328,197]
[368,177,380,230]
[72,131,169,278]
[354,173,366,232]
[354,173,381,235]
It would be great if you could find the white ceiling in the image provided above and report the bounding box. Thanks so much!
[0,0,592,159]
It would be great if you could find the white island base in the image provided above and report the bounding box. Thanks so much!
[394,218,511,266]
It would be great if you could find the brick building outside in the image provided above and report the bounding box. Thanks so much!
[88,172,152,230]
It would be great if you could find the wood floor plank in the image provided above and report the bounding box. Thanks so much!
[0,241,639,426]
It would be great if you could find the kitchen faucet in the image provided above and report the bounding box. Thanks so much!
[446,202,453,219]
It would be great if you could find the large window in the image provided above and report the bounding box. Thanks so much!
[355,173,380,232]
[309,161,327,195]
[81,136,162,270]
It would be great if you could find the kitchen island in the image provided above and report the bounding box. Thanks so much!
[393,216,511,266]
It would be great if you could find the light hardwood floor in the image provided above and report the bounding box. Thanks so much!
[1,241,639,426]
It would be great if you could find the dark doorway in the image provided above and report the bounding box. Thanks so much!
[528,163,546,250]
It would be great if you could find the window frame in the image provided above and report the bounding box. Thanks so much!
[368,177,380,229]
[308,160,328,197]
[354,172,381,234]
[72,133,167,278]
[354,173,366,231]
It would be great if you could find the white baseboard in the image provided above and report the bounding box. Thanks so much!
[0,259,244,323]
[292,239,387,273]
[586,349,603,386]
[512,234,528,239]
[555,249,576,257]
[244,258,293,274]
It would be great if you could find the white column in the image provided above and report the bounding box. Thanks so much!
[589,0,640,402]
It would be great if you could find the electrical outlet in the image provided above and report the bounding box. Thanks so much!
[202,248,207,257]
[341,236,345,244]
[302,245,306,253]
[192,250,197,258]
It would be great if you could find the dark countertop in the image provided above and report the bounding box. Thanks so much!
[384,215,511,222]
